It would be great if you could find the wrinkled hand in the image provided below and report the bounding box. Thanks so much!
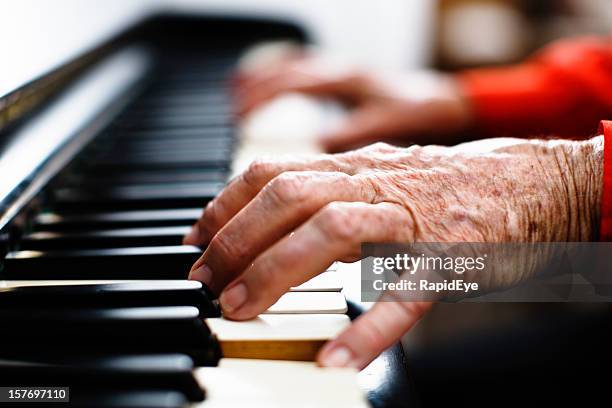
[185,137,602,369]
[234,53,472,152]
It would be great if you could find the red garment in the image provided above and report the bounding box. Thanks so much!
[600,121,612,241]
[456,37,612,240]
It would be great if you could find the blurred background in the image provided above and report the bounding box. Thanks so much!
[3,0,612,95]
[435,0,612,68]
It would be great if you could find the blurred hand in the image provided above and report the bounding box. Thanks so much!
[234,53,473,152]
[184,137,602,369]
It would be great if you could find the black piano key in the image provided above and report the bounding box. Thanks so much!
[59,170,227,186]
[146,83,228,93]
[116,113,231,130]
[127,105,230,119]
[68,390,189,408]
[133,85,229,95]
[164,61,234,71]
[53,182,222,200]
[0,306,220,364]
[89,151,231,166]
[94,140,232,155]
[115,115,232,130]
[20,226,191,250]
[146,78,226,88]
[0,280,219,316]
[33,208,202,231]
[0,353,204,402]
[162,70,232,80]
[80,163,231,174]
[137,94,230,109]
[91,150,231,166]
[107,139,233,154]
[50,183,221,211]
[107,127,234,141]
[2,245,201,279]
[75,160,230,174]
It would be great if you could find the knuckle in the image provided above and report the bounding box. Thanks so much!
[396,301,431,318]
[355,174,385,203]
[406,143,423,153]
[265,172,310,206]
[364,142,398,154]
[355,318,388,351]
[251,265,287,302]
[200,200,221,231]
[317,202,359,242]
[208,231,248,261]
[332,171,353,184]
[242,159,276,189]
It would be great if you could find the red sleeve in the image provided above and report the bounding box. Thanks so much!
[600,121,612,241]
[457,37,612,138]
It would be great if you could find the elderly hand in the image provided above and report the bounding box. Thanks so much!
[184,136,602,369]
[234,53,472,152]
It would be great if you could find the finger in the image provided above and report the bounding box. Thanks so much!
[234,52,307,90]
[237,74,353,117]
[219,201,416,320]
[183,155,355,247]
[318,107,407,153]
[183,159,279,247]
[317,299,432,369]
[190,172,374,293]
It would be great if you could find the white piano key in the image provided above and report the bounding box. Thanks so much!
[325,262,340,272]
[290,272,342,292]
[193,359,368,408]
[0,279,184,288]
[1,273,343,292]
[265,292,347,314]
[0,280,128,288]
[206,314,350,361]
[206,314,350,342]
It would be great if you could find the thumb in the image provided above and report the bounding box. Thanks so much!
[317,297,432,369]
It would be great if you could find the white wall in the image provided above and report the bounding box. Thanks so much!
[0,0,158,97]
[1,0,435,97]
[170,0,436,69]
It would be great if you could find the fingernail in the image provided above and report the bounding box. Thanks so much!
[183,225,200,245]
[189,264,212,286]
[320,346,352,367]
[220,282,248,313]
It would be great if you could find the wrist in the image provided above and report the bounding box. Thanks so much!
[579,135,604,240]
[551,136,603,241]
[435,75,475,137]
[506,137,603,242]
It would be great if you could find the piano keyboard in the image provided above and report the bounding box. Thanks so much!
[197,359,366,407]
[0,43,369,407]
[0,356,366,408]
